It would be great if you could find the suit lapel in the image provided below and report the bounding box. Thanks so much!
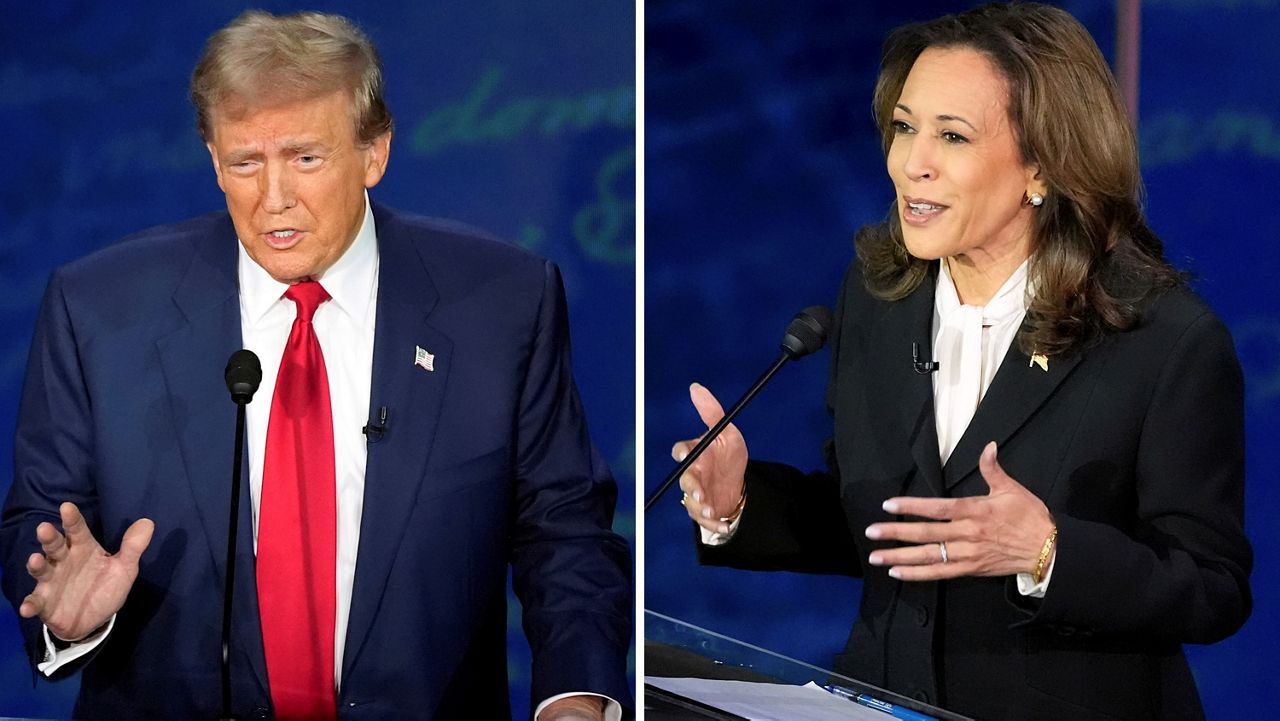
[941,333,1083,491]
[154,218,270,695]
[341,206,453,680]
[864,267,944,497]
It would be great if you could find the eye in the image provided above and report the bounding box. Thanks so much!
[298,155,320,165]
[891,119,915,134]
[940,130,969,145]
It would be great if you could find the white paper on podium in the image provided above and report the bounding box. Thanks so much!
[645,676,890,720]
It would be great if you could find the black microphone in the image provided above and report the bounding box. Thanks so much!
[912,342,939,374]
[224,349,262,403]
[644,306,833,512]
[220,349,261,721]
[363,406,389,443]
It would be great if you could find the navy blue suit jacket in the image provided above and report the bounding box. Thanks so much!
[1,203,632,719]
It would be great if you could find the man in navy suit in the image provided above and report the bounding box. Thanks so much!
[0,11,630,720]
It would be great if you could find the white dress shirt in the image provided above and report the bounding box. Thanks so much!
[932,257,1053,596]
[239,196,380,686]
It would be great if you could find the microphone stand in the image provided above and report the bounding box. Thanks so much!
[644,352,789,512]
[220,399,247,721]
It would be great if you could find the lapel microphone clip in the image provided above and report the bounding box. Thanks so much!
[912,342,940,374]
[363,406,389,442]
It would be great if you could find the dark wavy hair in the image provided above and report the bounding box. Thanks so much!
[856,2,1182,356]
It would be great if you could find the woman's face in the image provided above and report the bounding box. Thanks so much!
[887,46,1045,266]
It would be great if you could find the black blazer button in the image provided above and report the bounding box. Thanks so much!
[915,605,930,626]
[912,689,932,704]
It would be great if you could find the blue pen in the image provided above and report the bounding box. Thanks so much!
[824,684,938,721]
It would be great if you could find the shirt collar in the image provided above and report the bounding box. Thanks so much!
[238,193,379,326]
[935,256,1030,324]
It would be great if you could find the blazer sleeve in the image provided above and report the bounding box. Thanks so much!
[506,260,633,710]
[697,262,862,578]
[0,269,106,679]
[1017,307,1252,643]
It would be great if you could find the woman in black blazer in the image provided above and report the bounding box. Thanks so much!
[673,5,1251,720]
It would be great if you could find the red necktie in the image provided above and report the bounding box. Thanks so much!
[257,281,337,720]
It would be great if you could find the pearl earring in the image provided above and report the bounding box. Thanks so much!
[1028,192,1044,207]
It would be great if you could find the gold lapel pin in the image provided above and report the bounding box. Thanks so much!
[1029,352,1049,372]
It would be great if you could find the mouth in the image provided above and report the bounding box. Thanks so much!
[901,197,949,226]
[262,228,304,250]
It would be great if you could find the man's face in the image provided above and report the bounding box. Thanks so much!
[206,90,391,284]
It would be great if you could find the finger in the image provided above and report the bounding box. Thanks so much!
[868,544,944,568]
[671,439,696,462]
[35,522,67,560]
[881,496,967,521]
[116,518,155,566]
[978,441,1017,493]
[26,552,50,580]
[681,492,730,535]
[887,561,977,582]
[689,383,727,429]
[59,502,93,545]
[677,471,703,503]
[18,593,44,619]
[865,521,953,544]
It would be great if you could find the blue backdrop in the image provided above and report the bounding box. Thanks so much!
[645,0,1279,715]
[0,2,634,718]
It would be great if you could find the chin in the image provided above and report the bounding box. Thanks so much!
[900,231,949,262]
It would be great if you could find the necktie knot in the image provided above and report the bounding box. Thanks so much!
[285,281,330,322]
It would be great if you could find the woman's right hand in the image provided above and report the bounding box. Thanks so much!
[671,383,749,535]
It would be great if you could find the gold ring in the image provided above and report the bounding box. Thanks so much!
[680,492,688,507]
[938,541,949,564]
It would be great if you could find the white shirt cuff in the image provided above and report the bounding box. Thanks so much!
[534,692,621,721]
[38,613,116,675]
[699,516,741,545]
[1015,553,1056,598]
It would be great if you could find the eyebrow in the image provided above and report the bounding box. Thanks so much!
[281,141,328,155]
[222,141,328,165]
[895,104,978,133]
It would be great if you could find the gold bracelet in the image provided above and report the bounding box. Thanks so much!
[1032,526,1058,585]
[718,487,747,524]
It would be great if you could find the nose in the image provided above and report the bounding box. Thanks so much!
[899,134,938,182]
[260,161,296,214]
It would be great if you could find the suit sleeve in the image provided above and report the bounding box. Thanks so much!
[507,260,633,711]
[697,262,862,578]
[1019,309,1252,643]
[0,270,106,679]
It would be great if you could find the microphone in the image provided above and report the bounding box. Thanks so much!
[363,406,389,442]
[912,342,939,374]
[220,349,260,721]
[224,349,263,404]
[644,306,833,512]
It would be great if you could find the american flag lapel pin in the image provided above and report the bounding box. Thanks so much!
[414,345,435,372]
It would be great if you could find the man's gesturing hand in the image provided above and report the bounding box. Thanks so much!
[19,502,154,642]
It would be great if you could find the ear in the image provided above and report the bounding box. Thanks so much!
[206,143,226,194]
[363,131,392,189]
[1025,163,1047,197]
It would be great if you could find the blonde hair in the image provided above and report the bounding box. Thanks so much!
[190,10,393,145]
[858,3,1180,355]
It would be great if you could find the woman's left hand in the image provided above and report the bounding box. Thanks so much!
[865,441,1055,581]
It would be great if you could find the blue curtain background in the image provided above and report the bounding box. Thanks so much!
[0,2,634,719]
[645,0,1278,715]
